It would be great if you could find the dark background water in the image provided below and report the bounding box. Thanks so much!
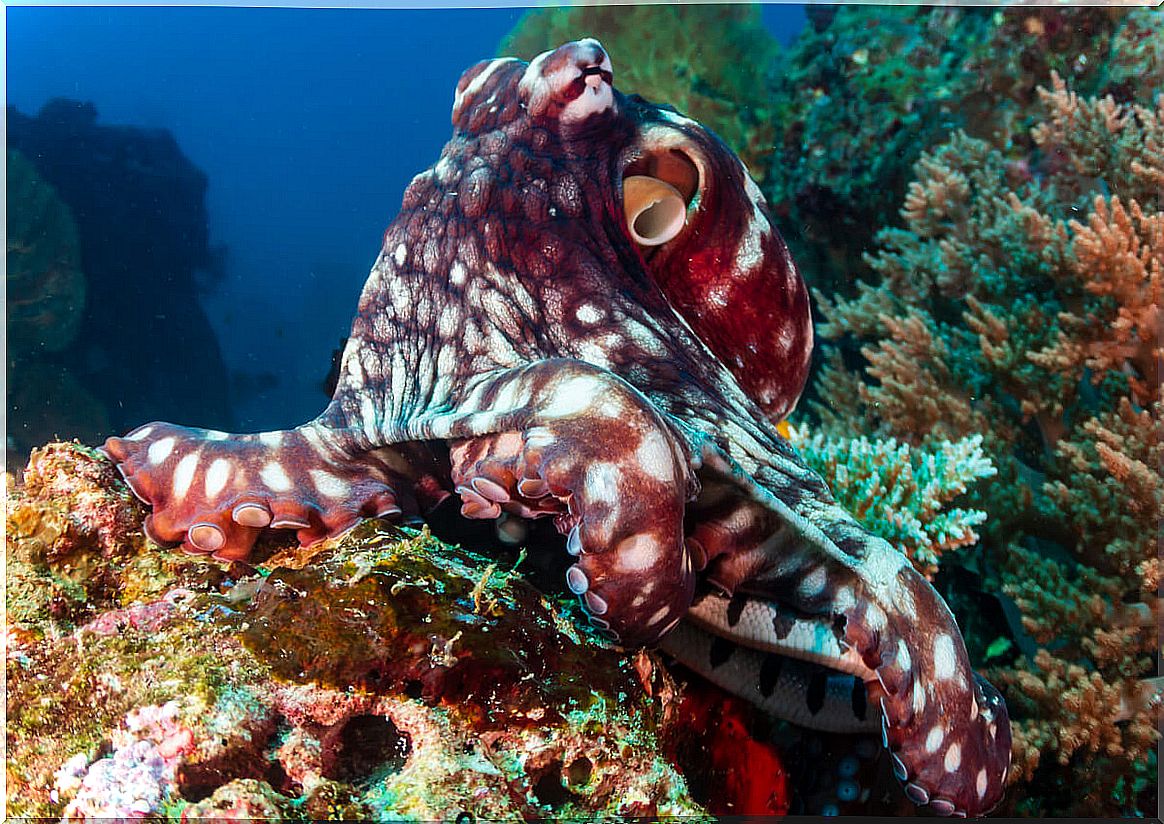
[6,5,806,434]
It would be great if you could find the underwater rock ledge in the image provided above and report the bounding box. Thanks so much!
[5,441,709,821]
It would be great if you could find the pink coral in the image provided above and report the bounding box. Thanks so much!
[58,701,195,821]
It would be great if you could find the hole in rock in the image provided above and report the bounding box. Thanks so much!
[264,757,295,796]
[531,761,581,807]
[326,714,411,783]
[566,757,593,787]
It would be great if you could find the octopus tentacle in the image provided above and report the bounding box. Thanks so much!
[659,619,879,735]
[101,421,429,560]
[434,359,697,647]
[682,585,1009,816]
[679,443,1011,816]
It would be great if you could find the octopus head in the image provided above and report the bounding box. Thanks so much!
[445,40,813,422]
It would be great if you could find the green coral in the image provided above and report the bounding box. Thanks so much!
[787,426,995,577]
[500,4,779,180]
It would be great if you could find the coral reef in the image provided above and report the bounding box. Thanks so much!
[787,426,996,579]
[500,4,779,180]
[801,69,1161,815]
[7,442,798,820]
[763,6,1163,298]
[7,99,232,443]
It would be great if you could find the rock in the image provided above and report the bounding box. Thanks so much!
[7,99,232,437]
[6,443,708,820]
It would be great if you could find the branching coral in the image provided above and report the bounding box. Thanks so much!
[1031,193,1162,409]
[764,7,1163,296]
[500,5,779,180]
[805,68,1161,815]
[788,426,996,578]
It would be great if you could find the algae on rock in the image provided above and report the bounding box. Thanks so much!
[5,443,705,821]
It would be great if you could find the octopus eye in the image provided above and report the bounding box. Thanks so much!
[623,176,686,246]
[622,148,700,250]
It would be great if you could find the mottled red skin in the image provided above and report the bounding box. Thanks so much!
[103,40,1010,816]
[638,125,812,421]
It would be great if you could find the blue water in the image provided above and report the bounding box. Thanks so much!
[6,5,806,434]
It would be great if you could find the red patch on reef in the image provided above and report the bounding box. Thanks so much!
[668,678,790,816]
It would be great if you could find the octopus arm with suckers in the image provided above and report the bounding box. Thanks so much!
[102,38,1010,816]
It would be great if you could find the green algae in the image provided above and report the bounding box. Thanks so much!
[7,444,698,820]
[232,522,649,730]
[6,601,262,818]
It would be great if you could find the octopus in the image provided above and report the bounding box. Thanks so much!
[103,39,1011,816]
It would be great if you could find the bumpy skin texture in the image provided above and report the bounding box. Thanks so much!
[103,40,1010,816]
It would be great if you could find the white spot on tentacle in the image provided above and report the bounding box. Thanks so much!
[576,341,613,369]
[646,605,671,627]
[148,437,175,465]
[912,678,927,715]
[489,379,524,414]
[172,453,199,500]
[944,742,962,773]
[259,431,284,447]
[797,566,827,599]
[658,108,698,129]
[616,535,662,572]
[126,426,155,442]
[437,304,461,339]
[925,725,945,754]
[204,430,230,441]
[575,303,604,325]
[485,325,521,365]
[897,639,912,673]
[635,430,675,483]
[976,767,988,799]
[310,469,350,499]
[394,243,407,268]
[362,395,381,445]
[524,426,555,450]
[204,458,232,498]
[863,602,887,632]
[542,375,602,418]
[933,634,958,681]
[585,462,621,505]
[733,207,768,275]
[260,462,293,493]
